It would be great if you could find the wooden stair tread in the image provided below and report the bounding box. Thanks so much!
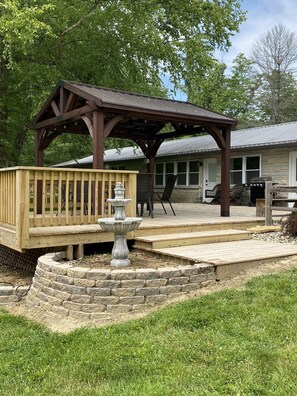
[153,239,297,266]
[134,239,297,280]
[134,229,249,243]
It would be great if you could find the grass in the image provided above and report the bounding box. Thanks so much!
[1,269,297,395]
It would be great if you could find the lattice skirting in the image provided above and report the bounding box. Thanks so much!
[0,245,52,272]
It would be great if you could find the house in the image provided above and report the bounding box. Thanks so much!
[56,121,297,204]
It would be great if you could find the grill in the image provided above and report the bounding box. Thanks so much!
[248,177,272,204]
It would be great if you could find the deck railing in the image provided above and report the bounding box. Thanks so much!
[265,181,297,225]
[0,168,17,226]
[0,167,138,249]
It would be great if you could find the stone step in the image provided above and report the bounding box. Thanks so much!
[134,229,251,249]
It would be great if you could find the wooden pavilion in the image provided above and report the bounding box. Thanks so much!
[0,81,237,255]
[31,80,237,217]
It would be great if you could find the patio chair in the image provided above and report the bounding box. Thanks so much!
[205,184,221,200]
[230,184,246,205]
[137,173,154,218]
[153,174,177,216]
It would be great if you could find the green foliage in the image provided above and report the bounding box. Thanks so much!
[1,268,297,394]
[0,0,246,166]
[0,0,55,68]
[187,53,262,128]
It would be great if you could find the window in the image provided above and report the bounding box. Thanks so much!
[110,165,125,170]
[177,162,187,185]
[155,163,164,186]
[230,156,260,184]
[165,162,174,182]
[230,158,243,184]
[155,160,200,187]
[246,156,260,182]
[189,160,200,185]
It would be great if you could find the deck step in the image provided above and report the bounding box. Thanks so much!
[133,229,251,249]
[133,239,297,280]
[152,239,297,280]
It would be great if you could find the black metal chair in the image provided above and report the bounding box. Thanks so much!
[153,174,177,215]
[137,173,154,218]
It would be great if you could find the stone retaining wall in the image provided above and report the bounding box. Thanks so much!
[26,252,215,321]
[0,285,30,304]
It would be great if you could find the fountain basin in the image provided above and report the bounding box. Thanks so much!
[98,217,142,234]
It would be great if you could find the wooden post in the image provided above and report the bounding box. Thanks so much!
[15,169,30,251]
[265,181,273,226]
[92,111,105,215]
[74,244,84,260]
[35,131,44,167]
[220,128,231,217]
[125,173,137,217]
[92,111,105,169]
[35,131,44,214]
[66,245,74,260]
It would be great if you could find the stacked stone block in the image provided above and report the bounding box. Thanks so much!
[0,285,30,304]
[26,252,215,321]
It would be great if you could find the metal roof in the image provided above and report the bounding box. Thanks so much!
[54,121,297,167]
[69,81,235,124]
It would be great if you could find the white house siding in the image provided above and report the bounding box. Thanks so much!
[162,147,293,203]
[261,147,291,184]
[104,146,296,204]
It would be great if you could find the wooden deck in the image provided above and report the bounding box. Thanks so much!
[0,167,137,252]
[25,203,266,251]
[0,166,265,254]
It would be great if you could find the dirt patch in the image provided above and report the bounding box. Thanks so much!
[69,250,180,270]
[0,263,33,287]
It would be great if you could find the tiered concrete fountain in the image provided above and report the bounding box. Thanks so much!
[98,182,142,266]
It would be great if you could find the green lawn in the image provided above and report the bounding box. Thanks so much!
[1,269,297,396]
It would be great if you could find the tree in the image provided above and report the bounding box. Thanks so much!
[251,24,297,124]
[186,53,260,128]
[0,0,246,166]
[0,0,55,164]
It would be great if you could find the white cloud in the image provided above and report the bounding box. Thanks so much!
[219,0,297,67]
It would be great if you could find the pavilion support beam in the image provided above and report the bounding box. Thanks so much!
[35,130,44,214]
[220,127,231,217]
[35,130,44,166]
[92,111,105,169]
[148,156,155,174]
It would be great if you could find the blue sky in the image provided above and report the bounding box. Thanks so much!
[219,0,297,66]
[170,0,297,99]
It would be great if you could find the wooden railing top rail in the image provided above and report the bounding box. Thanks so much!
[0,166,138,174]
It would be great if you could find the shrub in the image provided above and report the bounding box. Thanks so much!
[282,212,297,237]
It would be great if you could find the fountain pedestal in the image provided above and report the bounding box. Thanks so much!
[98,182,142,267]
